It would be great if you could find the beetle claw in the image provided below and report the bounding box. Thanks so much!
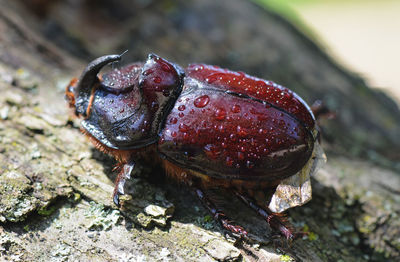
[234,191,296,240]
[112,178,126,207]
[113,193,120,207]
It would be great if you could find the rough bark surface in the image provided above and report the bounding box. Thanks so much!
[1,0,399,261]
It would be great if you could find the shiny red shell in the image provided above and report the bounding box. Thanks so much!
[78,54,316,182]
[158,65,315,181]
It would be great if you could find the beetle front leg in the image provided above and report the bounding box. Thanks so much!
[113,160,135,206]
[234,191,296,240]
[194,188,250,241]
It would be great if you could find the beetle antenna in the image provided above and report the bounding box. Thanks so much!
[112,50,129,69]
[111,50,129,69]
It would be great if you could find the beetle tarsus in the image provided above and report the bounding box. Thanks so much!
[113,193,120,207]
[234,191,295,240]
[112,161,135,207]
[194,188,250,240]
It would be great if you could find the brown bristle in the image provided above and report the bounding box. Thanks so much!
[85,83,100,118]
[80,128,159,165]
[65,78,77,108]
[162,159,279,194]
[80,128,132,163]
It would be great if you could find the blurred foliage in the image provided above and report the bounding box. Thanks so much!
[252,0,320,43]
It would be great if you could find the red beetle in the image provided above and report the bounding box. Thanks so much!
[65,53,325,240]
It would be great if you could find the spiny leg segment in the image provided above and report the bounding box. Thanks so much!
[194,188,250,241]
[234,191,296,240]
[113,160,135,206]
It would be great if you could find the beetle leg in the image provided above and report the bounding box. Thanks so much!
[194,188,250,241]
[311,100,336,120]
[113,160,135,207]
[234,191,296,240]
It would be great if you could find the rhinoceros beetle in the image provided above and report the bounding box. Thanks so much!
[65,53,325,240]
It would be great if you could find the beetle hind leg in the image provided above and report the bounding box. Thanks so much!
[194,188,250,241]
[234,191,297,240]
[113,160,135,206]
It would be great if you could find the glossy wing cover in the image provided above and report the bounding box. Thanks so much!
[159,65,317,181]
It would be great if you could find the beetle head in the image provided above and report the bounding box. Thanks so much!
[66,54,184,150]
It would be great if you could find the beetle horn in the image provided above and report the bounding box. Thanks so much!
[74,54,122,116]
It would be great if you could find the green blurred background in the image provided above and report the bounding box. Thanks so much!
[255,0,400,102]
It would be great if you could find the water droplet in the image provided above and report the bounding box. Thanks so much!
[179,123,189,132]
[143,69,154,76]
[194,95,210,108]
[153,76,162,83]
[178,105,186,111]
[169,117,178,124]
[214,108,226,120]
[236,126,248,137]
[178,112,184,118]
[231,104,241,113]
[284,92,292,99]
[171,131,177,137]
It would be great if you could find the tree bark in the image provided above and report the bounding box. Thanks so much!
[1,0,399,261]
